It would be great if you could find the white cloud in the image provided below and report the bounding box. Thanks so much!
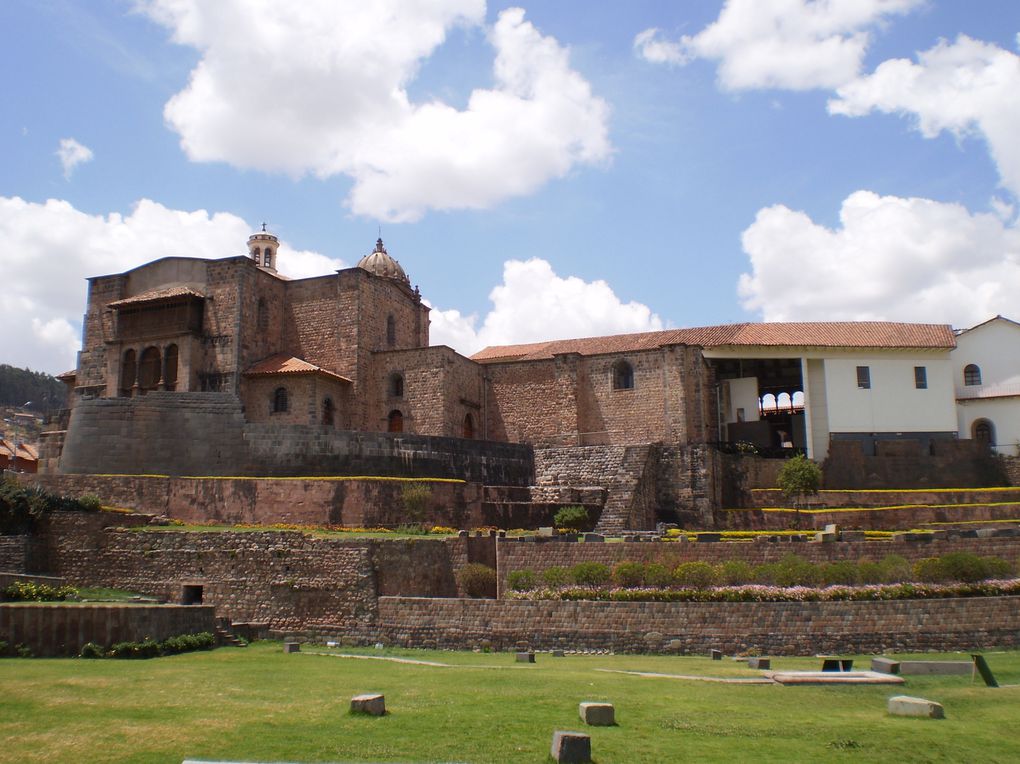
[428,258,663,356]
[0,196,340,374]
[738,190,1020,327]
[56,138,94,179]
[637,0,920,91]
[829,35,1020,199]
[633,28,688,66]
[140,1,611,222]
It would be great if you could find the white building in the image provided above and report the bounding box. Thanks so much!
[953,316,1020,456]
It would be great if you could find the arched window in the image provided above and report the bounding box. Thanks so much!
[964,364,982,386]
[272,387,289,413]
[463,413,475,439]
[138,346,161,392]
[252,246,261,262]
[263,248,273,267]
[257,298,268,332]
[760,393,777,413]
[389,373,404,398]
[121,349,137,396]
[612,360,634,390]
[388,409,403,433]
[164,344,179,391]
[386,314,396,347]
[777,392,792,411]
[322,397,335,426]
[973,419,995,448]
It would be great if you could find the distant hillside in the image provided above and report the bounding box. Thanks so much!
[0,364,67,410]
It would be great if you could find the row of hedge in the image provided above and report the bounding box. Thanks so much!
[80,632,216,659]
[506,552,1015,593]
[0,478,101,534]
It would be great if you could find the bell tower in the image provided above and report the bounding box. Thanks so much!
[247,223,279,272]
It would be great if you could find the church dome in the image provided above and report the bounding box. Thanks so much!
[357,238,410,285]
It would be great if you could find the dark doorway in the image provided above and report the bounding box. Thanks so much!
[181,584,204,605]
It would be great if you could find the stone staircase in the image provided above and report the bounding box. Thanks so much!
[214,616,248,648]
[595,445,654,534]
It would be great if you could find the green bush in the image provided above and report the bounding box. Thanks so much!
[79,642,105,659]
[542,566,571,588]
[718,559,753,585]
[914,552,1012,584]
[643,562,674,588]
[2,580,78,602]
[457,563,497,598]
[570,562,611,587]
[879,554,912,583]
[857,560,884,584]
[820,560,860,586]
[77,494,103,512]
[673,561,718,588]
[553,506,590,532]
[507,570,538,592]
[611,561,646,588]
[755,554,819,587]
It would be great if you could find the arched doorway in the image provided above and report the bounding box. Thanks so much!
[121,349,137,397]
[973,419,995,449]
[388,409,403,433]
[463,413,475,439]
[138,347,161,393]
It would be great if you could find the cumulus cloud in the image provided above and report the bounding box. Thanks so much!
[636,0,920,90]
[830,35,1020,199]
[0,196,341,374]
[139,1,611,222]
[56,138,94,179]
[738,190,1020,327]
[428,258,663,356]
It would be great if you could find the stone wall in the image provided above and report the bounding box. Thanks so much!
[822,438,1010,489]
[0,536,30,573]
[26,474,484,528]
[0,604,216,657]
[363,595,1020,655]
[56,392,534,485]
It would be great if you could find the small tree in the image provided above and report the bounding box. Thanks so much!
[776,454,821,529]
[553,505,589,532]
[400,482,432,529]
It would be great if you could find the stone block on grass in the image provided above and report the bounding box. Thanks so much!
[350,694,386,716]
[711,649,723,660]
[516,651,536,663]
[748,657,771,670]
[887,695,944,719]
[871,657,900,674]
[283,641,300,654]
[551,730,592,763]
[579,702,615,726]
[552,649,565,658]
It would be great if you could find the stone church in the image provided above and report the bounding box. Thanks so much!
[46,227,983,529]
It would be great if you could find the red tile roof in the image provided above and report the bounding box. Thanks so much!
[0,439,38,461]
[244,354,352,383]
[108,286,205,308]
[471,321,955,362]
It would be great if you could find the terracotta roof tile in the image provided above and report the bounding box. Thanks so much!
[244,354,352,383]
[108,286,204,308]
[471,321,955,362]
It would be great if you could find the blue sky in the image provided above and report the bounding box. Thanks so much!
[2,0,1019,374]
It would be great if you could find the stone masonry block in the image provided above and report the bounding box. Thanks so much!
[551,730,592,763]
[516,651,535,663]
[579,701,615,726]
[888,695,944,719]
[350,693,386,716]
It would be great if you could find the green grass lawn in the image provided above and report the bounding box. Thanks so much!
[2,643,1019,763]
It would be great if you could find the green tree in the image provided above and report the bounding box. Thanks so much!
[776,454,822,529]
[400,483,432,529]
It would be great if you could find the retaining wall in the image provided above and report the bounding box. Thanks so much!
[358,595,1020,655]
[0,604,215,657]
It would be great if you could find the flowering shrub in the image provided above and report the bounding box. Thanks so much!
[2,581,78,602]
[506,579,1020,603]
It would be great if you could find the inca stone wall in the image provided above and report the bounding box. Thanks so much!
[363,595,1020,655]
[0,536,30,573]
[56,392,534,485]
[0,604,216,657]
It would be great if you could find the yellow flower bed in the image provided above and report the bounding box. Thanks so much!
[90,474,465,484]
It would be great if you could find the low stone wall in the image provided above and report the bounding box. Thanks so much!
[363,595,1020,655]
[748,487,1020,509]
[0,604,215,657]
[724,504,1020,531]
[822,438,1009,489]
[23,474,484,529]
[494,536,1020,595]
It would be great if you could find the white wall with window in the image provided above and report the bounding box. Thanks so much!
[953,316,1020,455]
